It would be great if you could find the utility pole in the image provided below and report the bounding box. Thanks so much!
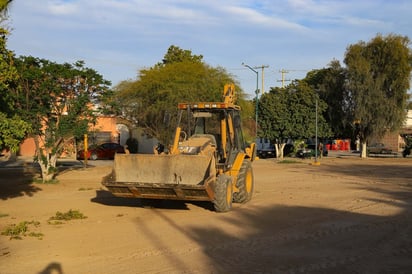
[242,63,259,137]
[277,69,291,88]
[254,65,269,94]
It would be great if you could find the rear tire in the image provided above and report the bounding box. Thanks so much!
[213,175,233,212]
[233,159,254,203]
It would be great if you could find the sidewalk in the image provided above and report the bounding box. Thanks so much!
[0,155,34,168]
[328,150,402,158]
[0,155,83,168]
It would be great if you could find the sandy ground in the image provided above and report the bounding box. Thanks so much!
[0,154,411,274]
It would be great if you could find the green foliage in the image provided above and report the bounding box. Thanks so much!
[0,27,30,152]
[277,159,301,164]
[407,100,412,110]
[302,34,412,149]
[13,56,108,139]
[344,34,412,143]
[0,113,31,152]
[0,29,17,113]
[48,209,87,222]
[259,80,331,143]
[78,187,93,191]
[9,56,111,181]
[1,220,42,240]
[32,176,58,184]
[238,96,256,142]
[115,45,246,144]
[304,60,350,137]
[159,45,203,66]
[405,136,412,147]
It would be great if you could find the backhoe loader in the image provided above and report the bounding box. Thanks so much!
[103,84,256,212]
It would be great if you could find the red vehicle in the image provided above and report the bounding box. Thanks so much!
[77,143,125,160]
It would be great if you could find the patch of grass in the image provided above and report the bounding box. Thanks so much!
[28,232,44,238]
[48,209,87,225]
[48,220,64,225]
[78,187,93,191]
[1,221,42,240]
[33,178,59,184]
[0,213,9,218]
[278,159,301,164]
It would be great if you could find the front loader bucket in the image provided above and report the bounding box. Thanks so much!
[113,153,212,185]
[103,153,215,201]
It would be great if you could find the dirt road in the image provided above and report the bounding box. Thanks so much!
[1,156,411,273]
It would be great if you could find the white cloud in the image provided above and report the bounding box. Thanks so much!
[221,5,308,31]
[6,0,412,93]
[47,1,79,15]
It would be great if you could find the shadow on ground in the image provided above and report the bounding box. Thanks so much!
[91,189,214,211]
[127,159,412,273]
[0,167,42,200]
[0,157,88,200]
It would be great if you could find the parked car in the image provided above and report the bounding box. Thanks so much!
[296,144,328,158]
[77,142,125,160]
[256,137,276,158]
[367,143,392,154]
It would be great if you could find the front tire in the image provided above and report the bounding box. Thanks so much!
[233,159,254,203]
[213,175,233,212]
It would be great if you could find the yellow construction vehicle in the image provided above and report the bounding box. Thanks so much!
[103,84,256,212]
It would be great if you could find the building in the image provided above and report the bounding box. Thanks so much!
[380,110,412,152]
[19,116,130,157]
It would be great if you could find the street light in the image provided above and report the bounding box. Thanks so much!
[242,62,259,137]
[311,98,322,166]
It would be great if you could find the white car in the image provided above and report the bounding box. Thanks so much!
[367,143,392,154]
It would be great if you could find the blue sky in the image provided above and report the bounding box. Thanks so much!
[6,0,412,98]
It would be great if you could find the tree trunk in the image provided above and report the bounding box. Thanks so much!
[34,136,58,182]
[37,150,57,182]
[275,143,286,160]
[360,142,368,158]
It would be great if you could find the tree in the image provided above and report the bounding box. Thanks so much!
[0,0,31,154]
[115,45,251,145]
[0,29,29,153]
[159,45,203,66]
[407,99,412,110]
[0,112,31,153]
[12,56,111,181]
[259,80,331,159]
[304,60,350,138]
[344,34,412,158]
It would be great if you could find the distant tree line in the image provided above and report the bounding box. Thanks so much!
[258,34,412,158]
